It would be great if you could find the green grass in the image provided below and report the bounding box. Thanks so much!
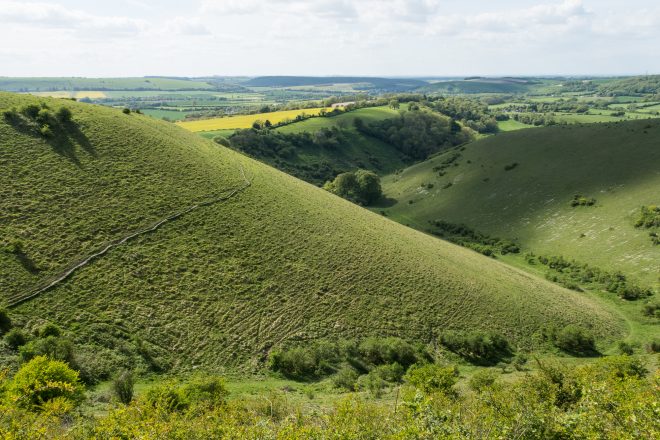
[378,120,660,288]
[141,108,196,121]
[197,129,237,140]
[0,92,624,374]
[497,119,534,131]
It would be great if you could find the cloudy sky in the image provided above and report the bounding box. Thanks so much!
[0,0,658,77]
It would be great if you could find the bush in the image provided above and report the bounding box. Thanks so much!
[332,366,359,391]
[0,309,11,335]
[181,375,228,409]
[9,355,84,411]
[642,301,660,318]
[371,363,405,383]
[570,194,596,207]
[113,370,134,404]
[357,371,387,397]
[618,341,634,355]
[2,107,18,121]
[440,331,511,365]
[122,108,131,114]
[554,325,596,355]
[324,169,383,206]
[358,337,419,369]
[4,328,27,350]
[19,335,76,365]
[468,369,498,392]
[404,363,458,395]
[36,108,52,124]
[213,136,230,147]
[40,323,61,338]
[55,107,72,122]
[39,124,53,138]
[269,346,322,380]
[21,104,42,118]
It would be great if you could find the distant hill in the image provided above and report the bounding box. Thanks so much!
[0,77,215,92]
[379,120,660,287]
[0,92,622,373]
[419,77,539,94]
[243,76,427,91]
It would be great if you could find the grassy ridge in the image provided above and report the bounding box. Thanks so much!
[0,93,623,372]
[379,120,660,287]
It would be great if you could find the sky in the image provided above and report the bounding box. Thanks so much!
[0,0,659,77]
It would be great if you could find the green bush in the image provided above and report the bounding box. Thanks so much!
[468,369,498,392]
[39,124,53,138]
[332,366,359,391]
[440,331,511,365]
[112,370,134,405]
[39,323,61,337]
[618,341,634,355]
[404,363,458,395]
[36,108,52,124]
[55,107,72,122]
[21,104,41,119]
[2,107,18,121]
[0,309,11,335]
[358,337,418,369]
[19,336,76,365]
[324,169,383,206]
[122,108,131,114]
[4,328,27,350]
[554,325,596,355]
[9,356,84,411]
[357,370,387,397]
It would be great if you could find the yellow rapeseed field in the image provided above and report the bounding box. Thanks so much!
[176,107,333,132]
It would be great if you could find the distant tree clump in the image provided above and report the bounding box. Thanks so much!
[323,169,382,205]
[570,194,596,207]
[634,205,660,228]
[439,331,512,365]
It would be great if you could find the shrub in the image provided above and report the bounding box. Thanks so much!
[332,366,359,391]
[404,363,458,395]
[122,108,131,114]
[9,356,84,411]
[647,340,660,353]
[55,107,72,122]
[2,107,18,121]
[36,108,52,124]
[357,371,387,397]
[21,104,41,118]
[440,331,511,365]
[40,323,61,337]
[39,124,53,138]
[181,375,228,409]
[358,337,418,369]
[554,325,596,355]
[618,341,634,355]
[570,194,596,207]
[5,329,27,350]
[19,335,76,365]
[112,370,134,404]
[213,136,230,147]
[0,309,11,335]
[642,301,660,318]
[371,363,405,383]
[468,369,498,392]
[269,347,320,380]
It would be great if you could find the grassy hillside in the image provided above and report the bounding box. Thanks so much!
[0,93,624,374]
[379,120,660,287]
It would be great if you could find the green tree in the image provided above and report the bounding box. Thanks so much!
[113,370,134,405]
[354,169,382,205]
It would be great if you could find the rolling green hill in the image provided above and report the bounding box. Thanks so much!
[379,121,660,287]
[419,78,538,94]
[0,93,623,374]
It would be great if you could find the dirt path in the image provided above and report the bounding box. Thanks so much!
[7,167,251,308]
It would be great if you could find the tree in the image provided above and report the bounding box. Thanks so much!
[113,370,134,404]
[264,119,272,128]
[555,325,596,355]
[9,355,84,411]
[389,99,400,109]
[55,107,72,122]
[354,170,382,205]
[0,308,11,335]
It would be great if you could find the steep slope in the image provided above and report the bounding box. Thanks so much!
[0,93,623,372]
[380,121,660,287]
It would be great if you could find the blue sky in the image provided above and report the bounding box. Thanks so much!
[0,0,658,77]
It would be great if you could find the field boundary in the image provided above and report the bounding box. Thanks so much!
[6,166,252,308]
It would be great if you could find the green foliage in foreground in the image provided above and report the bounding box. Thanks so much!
[0,356,657,439]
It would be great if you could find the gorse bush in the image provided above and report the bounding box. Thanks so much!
[9,356,84,411]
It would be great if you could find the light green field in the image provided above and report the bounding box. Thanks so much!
[0,92,623,374]
[141,108,197,121]
[379,120,660,287]
[497,119,534,131]
[276,105,403,133]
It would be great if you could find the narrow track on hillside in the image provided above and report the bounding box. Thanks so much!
[6,166,252,308]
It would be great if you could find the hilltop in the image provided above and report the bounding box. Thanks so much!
[0,93,622,375]
[379,120,660,287]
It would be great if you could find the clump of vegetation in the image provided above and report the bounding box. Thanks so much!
[122,108,131,114]
[4,328,28,350]
[0,308,11,335]
[531,253,654,300]
[404,363,458,395]
[503,162,518,171]
[570,194,596,207]
[8,356,84,411]
[634,205,660,244]
[356,109,471,160]
[428,220,519,256]
[112,370,135,405]
[439,331,512,365]
[323,169,382,205]
[554,325,597,355]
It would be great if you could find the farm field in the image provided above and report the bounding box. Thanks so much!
[497,119,533,131]
[0,92,623,377]
[377,119,660,287]
[176,107,333,131]
[0,76,214,91]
